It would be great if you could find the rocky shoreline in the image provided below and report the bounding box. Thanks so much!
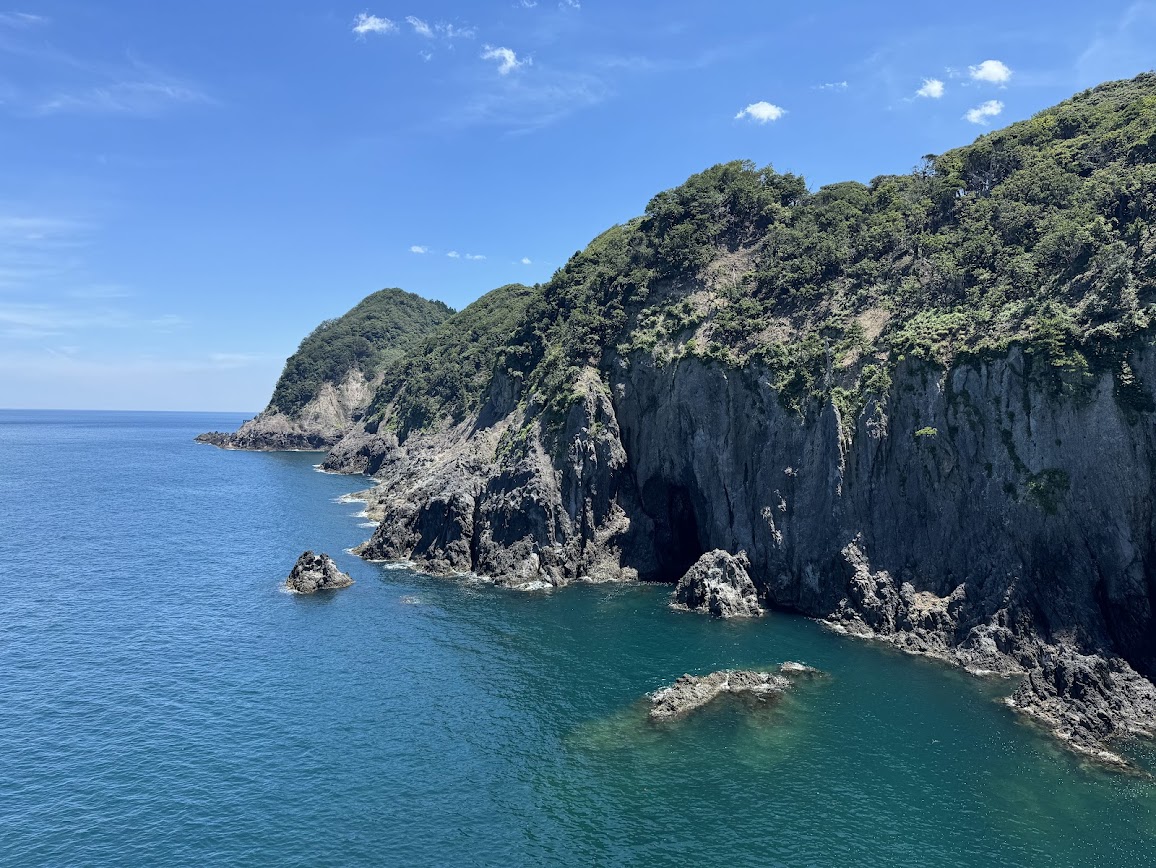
[196,428,334,451]
[197,365,390,451]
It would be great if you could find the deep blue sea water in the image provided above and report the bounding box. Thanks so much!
[2,409,1155,866]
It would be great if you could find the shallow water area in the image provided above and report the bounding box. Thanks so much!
[1,410,1155,866]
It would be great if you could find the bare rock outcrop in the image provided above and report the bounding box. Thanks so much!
[198,369,378,451]
[647,663,823,722]
[671,549,762,618]
[285,551,354,594]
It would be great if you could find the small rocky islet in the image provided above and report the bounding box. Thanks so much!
[285,551,354,594]
[647,663,824,722]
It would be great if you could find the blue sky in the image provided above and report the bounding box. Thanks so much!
[2,0,1155,411]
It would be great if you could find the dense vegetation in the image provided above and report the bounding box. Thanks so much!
[373,73,1156,435]
[368,283,539,438]
[499,73,1156,422]
[269,289,452,416]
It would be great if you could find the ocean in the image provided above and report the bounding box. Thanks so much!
[1,409,1154,866]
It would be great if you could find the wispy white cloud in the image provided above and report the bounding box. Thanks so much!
[0,347,283,411]
[410,245,428,254]
[969,59,1012,84]
[0,11,48,27]
[814,80,848,91]
[465,253,486,261]
[0,301,185,339]
[419,50,433,62]
[735,101,785,123]
[37,80,208,116]
[208,352,269,369]
[446,250,461,258]
[352,12,396,36]
[521,257,532,265]
[394,15,474,44]
[437,23,475,39]
[0,27,210,119]
[66,284,132,300]
[406,15,433,37]
[0,215,87,240]
[964,99,1003,124]
[1077,2,1156,86]
[455,66,605,131]
[916,78,945,98]
[0,213,90,290]
[482,45,529,75]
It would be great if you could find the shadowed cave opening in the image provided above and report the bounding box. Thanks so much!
[640,478,705,583]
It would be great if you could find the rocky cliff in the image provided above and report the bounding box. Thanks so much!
[313,75,1156,764]
[198,288,452,450]
[329,339,1156,764]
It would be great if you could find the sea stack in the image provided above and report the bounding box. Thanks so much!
[286,551,354,594]
[671,550,763,619]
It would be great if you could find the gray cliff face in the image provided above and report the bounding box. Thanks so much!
[616,346,1156,650]
[671,549,763,618]
[325,342,1156,761]
[199,369,379,451]
[612,346,1156,759]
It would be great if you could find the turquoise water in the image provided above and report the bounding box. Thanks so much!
[1,410,1155,866]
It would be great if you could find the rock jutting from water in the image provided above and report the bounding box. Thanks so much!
[286,551,354,594]
[647,663,823,722]
[671,549,763,618]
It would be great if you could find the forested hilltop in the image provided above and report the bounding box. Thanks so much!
[198,288,451,450]
[270,288,452,416]
[319,74,1156,766]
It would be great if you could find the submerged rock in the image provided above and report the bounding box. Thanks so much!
[647,663,821,722]
[671,550,762,619]
[286,551,354,594]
